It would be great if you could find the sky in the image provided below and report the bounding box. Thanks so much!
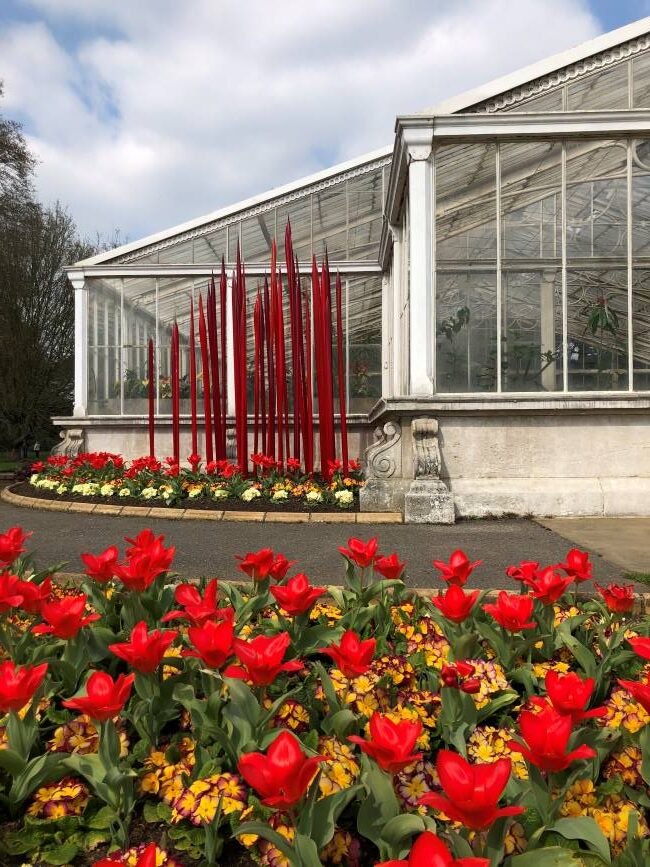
[1,0,650,244]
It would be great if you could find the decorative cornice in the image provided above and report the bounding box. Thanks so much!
[467,34,650,114]
[117,156,392,264]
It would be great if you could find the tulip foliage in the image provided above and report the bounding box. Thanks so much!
[2,532,650,866]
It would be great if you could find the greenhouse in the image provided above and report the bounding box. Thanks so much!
[60,16,650,519]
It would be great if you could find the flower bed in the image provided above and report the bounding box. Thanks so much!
[0,528,650,866]
[27,454,364,512]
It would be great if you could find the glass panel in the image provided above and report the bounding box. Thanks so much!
[504,89,564,112]
[158,238,194,263]
[436,143,497,262]
[633,139,650,256]
[567,62,630,110]
[634,51,650,108]
[347,275,382,412]
[193,228,227,265]
[348,217,382,261]
[276,196,312,262]
[501,141,562,261]
[567,268,628,390]
[241,213,275,262]
[502,269,562,392]
[566,141,627,260]
[228,223,241,261]
[436,271,497,392]
[633,269,650,388]
[87,345,121,415]
[122,278,157,414]
[348,169,384,261]
[313,181,347,258]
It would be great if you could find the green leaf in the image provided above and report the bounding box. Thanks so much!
[381,814,429,857]
[550,817,611,863]
[356,758,400,847]
[86,805,120,830]
[10,753,64,806]
[0,747,25,777]
[235,822,298,864]
[308,785,362,850]
[511,847,581,866]
[293,833,323,867]
[41,841,80,865]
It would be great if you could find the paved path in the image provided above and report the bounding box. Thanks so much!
[536,517,650,575]
[0,498,626,589]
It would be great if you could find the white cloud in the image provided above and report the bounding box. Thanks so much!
[1,0,600,242]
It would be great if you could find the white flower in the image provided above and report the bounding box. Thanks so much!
[334,490,354,507]
[141,486,158,500]
[188,487,203,499]
[212,488,229,500]
[271,490,289,502]
[56,484,68,495]
[118,487,131,498]
[100,483,115,497]
[30,473,39,484]
[305,490,323,504]
[241,487,261,502]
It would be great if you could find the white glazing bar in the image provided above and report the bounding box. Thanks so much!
[226,275,236,417]
[496,144,502,393]
[562,143,569,392]
[120,278,125,416]
[390,225,402,397]
[431,146,437,392]
[72,277,87,417]
[155,277,160,415]
[406,144,434,395]
[627,140,634,390]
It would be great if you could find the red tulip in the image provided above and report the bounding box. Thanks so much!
[81,546,119,583]
[509,704,596,773]
[0,660,48,713]
[349,712,423,774]
[63,671,134,722]
[32,594,100,639]
[596,583,635,613]
[528,567,573,605]
[376,831,489,867]
[93,842,158,867]
[338,537,379,568]
[185,618,234,669]
[114,538,175,592]
[618,673,650,713]
[320,630,376,678]
[0,572,26,612]
[109,621,178,674]
[432,550,482,586]
[505,560,540,587]
[374,553,405,580]
[18,577,52,614]
[0,527,31,568]
[269,553,298,582]
[543,670,606,724]
[431,585,480,623]
[238,729,325,809]
[440,661,480,693]
[236,548,275,581]
[483,591,535,631]
[420,750,523,829]
[558,548,592,583]
[162,579,233,626]
[628,637,650,660]
[225,632,302,686]
[270,573,326,615]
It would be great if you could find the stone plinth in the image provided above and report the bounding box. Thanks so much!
[405,479,455,524]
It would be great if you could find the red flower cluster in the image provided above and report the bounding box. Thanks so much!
[270,573,326,615]
[109,621,178,674]
[114,530,175,592]
[483,592,535,632]
[236,548,296,582]
[162,578,234,626]
[596,582,635,613]
[510,702,596,773]
[420,750,523,829]
[0,572,52,615]
[32,594,100,639]
[0,526,31,568]
[0,660,48,713]
[440,661,481,694]
[63,671,134,722]
[377,831,489,867]
[238,730,324,809]
[349,712,423,773]
[320,630,376,678]
[225,632,302,686]
[431,584,480,623]
[432,549,482,586]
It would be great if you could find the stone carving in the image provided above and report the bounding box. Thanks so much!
[412,418,441,479]
[226,427,237,461]
[51,428,85,458]
[364,420,401,480]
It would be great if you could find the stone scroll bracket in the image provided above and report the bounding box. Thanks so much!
[405,417,454,524]
[51,428,86,459]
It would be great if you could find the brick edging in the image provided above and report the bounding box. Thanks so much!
[1,484,402,524]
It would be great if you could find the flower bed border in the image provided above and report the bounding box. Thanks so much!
[1,484,402,524]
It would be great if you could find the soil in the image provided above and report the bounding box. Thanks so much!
[13,481,360,514]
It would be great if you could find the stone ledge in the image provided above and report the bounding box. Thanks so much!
[1,486,403,524]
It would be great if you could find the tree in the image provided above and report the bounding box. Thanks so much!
[0,82,94,453]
